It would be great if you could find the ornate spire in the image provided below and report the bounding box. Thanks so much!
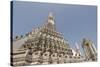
[75,42,79,50]
[75,42,81,56]
[47,12,55,25]
[48,12,53,18]
[44,12,56,30]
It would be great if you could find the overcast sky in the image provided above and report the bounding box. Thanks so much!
[12,1,97,53]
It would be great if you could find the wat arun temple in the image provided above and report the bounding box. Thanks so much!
[11,13,97,66]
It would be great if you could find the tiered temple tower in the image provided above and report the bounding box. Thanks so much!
[11,13,82,66]
[81,38,97,61]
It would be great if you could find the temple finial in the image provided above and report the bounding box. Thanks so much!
[48,12,55,25]
[48,12,53,18]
